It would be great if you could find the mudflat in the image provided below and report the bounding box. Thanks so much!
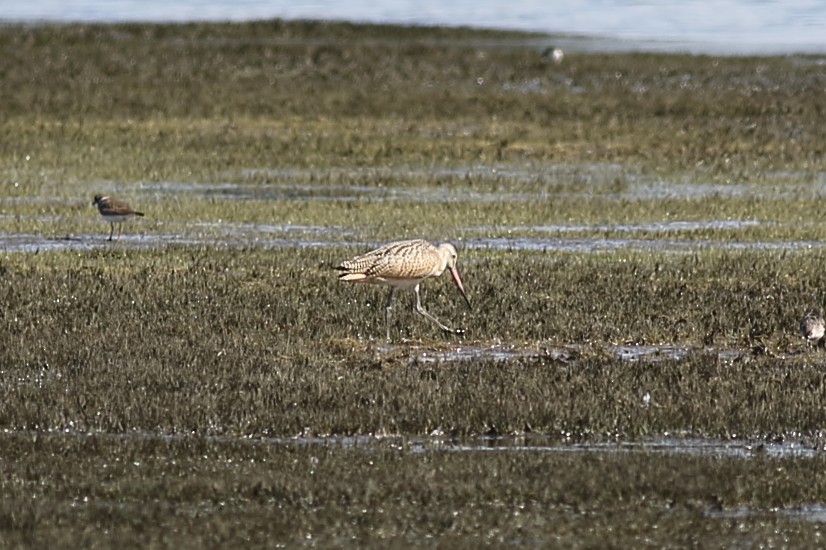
[2,19,826,547]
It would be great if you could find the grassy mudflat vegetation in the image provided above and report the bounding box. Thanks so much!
[2,19,826,547]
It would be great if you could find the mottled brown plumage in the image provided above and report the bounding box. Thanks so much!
[92,194,144,241]
[337,239,471,339]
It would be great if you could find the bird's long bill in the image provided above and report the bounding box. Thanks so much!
[449,267,472,309]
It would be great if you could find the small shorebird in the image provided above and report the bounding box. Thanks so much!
[92,194,144,241]
[541,46,564,64]
[336,239,472,339]
[800,310,825,348]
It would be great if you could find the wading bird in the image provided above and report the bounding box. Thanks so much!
[800,310,825,348]
[92,194,144,241]
[336,239,472,339]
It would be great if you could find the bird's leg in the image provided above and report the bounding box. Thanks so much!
[108,223,114,241]
[413,285,464,335]
[384,287,395,341]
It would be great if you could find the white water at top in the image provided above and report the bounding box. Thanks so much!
[2,0,825,54]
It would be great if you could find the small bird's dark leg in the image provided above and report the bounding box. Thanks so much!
[413,285,464,335]
[108,223,114,241]
[384,287,395,340]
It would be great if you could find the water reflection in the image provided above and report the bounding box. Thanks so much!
[2,218,812,255]
[0,225,353,253]
[3,163,825,253]
[378,342,755,366]
[706,503,826,523]
[2,429,819,461]
[431,435,820,460]
[465,235,823,254]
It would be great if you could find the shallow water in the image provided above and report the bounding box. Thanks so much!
[0,223,353,253]
[523,220,763,233]
[376,341,797,367]
[154,168,826,202]
[1,204,807,255]
[2,428,819,461]
[464,235,824,254]
[0,230,819,256]
[6,162,821,254]
[5,0,826,55]
[705,503,826,523]
[8,228,811,255]
[433,435,821,460]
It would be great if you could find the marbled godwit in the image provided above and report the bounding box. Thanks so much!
[92,194,144,241]
[800,310,825,348]
[336,239,472,339]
